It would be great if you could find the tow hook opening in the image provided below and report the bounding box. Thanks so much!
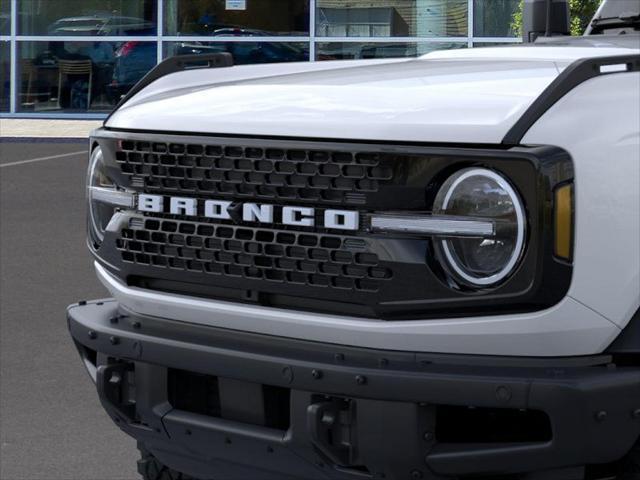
[97,361,137,424]
[307,395,435,476]
[307,396,368,472]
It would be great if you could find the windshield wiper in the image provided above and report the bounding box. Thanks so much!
[590,13,640,33]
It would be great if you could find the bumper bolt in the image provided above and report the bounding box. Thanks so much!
[109,336,120,345]
[132,321,141,329]
[311,369,322,379]
[495,385,512,403]
[595,410,607,422]
[423,432,434,442]
[355,375,367,385]
[109,316,119,324]
[185,429,192,436]
[410,470,423,479]
[334,353,345,362]
[88,331,97,340]
[379,358,389,367]
[281,366,294,384]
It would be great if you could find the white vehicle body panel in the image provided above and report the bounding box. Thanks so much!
[423,45,637,61]
[108,59,561,144]
[97,262,618,357]
[523,72,640,329]
[106,46,634,144]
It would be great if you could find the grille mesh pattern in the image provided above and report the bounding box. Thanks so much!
[116,141,393,205]
[117,218,393,292]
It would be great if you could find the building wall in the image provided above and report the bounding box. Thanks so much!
[0,0,522,118]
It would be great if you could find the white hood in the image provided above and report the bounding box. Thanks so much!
[105,45,636,144]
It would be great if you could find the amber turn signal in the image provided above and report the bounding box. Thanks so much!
[554,184,573,261]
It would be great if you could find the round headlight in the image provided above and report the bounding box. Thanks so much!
[433,168,526,287]
[88,147,114,243]
[87,147,134,245]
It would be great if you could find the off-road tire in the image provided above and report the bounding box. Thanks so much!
[618,444,640,480]
[137,444,197,480]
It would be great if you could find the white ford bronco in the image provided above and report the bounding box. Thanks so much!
[68,1,640,478]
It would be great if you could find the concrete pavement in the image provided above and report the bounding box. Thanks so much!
[0,140,138,479]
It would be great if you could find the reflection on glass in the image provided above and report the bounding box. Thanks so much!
[110,42,158,100]
[164,0,310,36]
[18,0,157,36]
[473,0,520,37]
[17,41,157,113]
[1,0,10,35]
[473,42,518,48]
[316,0,468,37]
[316,41,466,60]
[1,41,9,112]
[164,41,309,65]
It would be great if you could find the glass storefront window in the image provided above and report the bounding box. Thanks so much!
[164,0,310,36]
[1,0,10,35]
[316,41,466,60]
[165,41,309,65]
[1,41,9,112]
[17,41,157,113]
[473,0,521,37]
[18,0,157,36]
[316,0,468,38]
[2,1,522,116]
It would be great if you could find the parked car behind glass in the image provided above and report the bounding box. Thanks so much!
[47,14,155,36]
[107,41,156,103]
[174,40,308,65]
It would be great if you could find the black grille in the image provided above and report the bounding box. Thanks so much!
[94,131,573,319]
[116,140,394,205]
[117,218,393,293]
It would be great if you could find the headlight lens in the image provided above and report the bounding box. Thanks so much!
[87,146,133,245]
[433,168,526,287]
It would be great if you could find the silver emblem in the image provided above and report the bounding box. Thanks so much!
[137,194,359,231]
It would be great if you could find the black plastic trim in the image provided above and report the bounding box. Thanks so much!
[503,54,640,145]
[72,300,612,371]
[104,53,233,124]
[607,307,640,355]
[68,300,640,480]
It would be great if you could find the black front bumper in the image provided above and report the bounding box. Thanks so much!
[68,300,640,480]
